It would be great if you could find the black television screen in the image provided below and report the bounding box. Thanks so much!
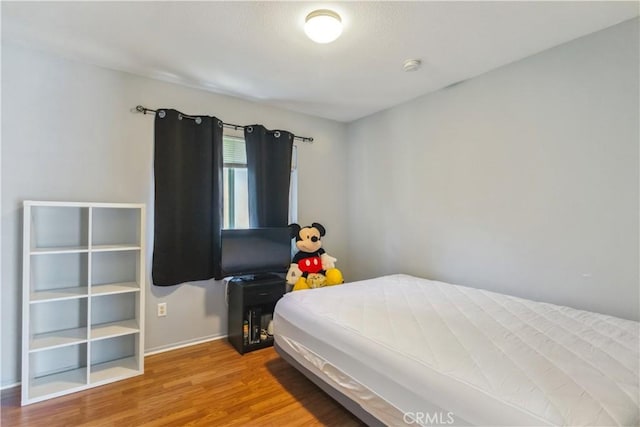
[218,227,291,279]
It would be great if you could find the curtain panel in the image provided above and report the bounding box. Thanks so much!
[152,109,223,286]
[244,125,294,228]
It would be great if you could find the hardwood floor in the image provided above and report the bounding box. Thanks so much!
[1,339,364,426]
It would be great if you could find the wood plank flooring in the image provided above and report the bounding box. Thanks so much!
[1,339,364,426]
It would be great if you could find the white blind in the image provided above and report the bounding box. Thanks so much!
[223,136,297,171]
[223,136,246,167]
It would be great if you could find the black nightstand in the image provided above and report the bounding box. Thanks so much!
[227,275,286,355]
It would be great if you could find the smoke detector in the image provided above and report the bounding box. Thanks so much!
[403,59,422,72]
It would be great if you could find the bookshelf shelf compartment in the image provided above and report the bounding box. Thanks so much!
[29,252,89,300]
[28,344,88,403]
[29,206,89,252]
[31,287,88,303]
[22,201,145,405]
[90,356,139,385]
[29,368,88,402]
[91,244,141,253]
[90,335,140,385]
[91,319,139,341]
[91,282,139,296]
[31,246,89,255]
[30,327,88,352]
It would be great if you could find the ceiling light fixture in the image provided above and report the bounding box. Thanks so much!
[305,9,343,44]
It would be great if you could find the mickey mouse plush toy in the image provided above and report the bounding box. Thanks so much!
[287,222,343,291]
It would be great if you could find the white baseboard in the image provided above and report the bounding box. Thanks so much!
[1,381,20,391]
[144,333,227,356]
[2,334,229,390]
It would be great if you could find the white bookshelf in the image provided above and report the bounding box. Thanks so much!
[22,201,146,405]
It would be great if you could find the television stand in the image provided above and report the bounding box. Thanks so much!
[227,275,286,355]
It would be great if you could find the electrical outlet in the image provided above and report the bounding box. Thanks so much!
[157,302,167,317]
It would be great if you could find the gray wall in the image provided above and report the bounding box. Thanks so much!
[347,19,639,321]
[1,44,349,386]
[3,17,638,388]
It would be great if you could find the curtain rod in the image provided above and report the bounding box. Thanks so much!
[135,105,314,143]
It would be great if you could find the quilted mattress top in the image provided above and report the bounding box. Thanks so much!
[277,274,639,426]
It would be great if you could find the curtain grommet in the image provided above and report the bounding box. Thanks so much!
[218,120,223,128]
[274,131,281,138]
[178,114,183,121]
[158,110,166,119]
[195,117,202,125]
[247,126,254,133]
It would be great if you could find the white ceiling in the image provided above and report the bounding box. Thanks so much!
[2,1,638,122]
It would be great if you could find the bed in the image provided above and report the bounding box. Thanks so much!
[273,274,639,426]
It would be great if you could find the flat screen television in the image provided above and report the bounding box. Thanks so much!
[218,227,292,279]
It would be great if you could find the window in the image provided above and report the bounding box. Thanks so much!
[223,135,298,229]
[223,136,249,229]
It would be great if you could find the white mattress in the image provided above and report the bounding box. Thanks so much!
[273,274,639,426]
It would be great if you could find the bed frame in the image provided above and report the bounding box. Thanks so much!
[275,341,385,427]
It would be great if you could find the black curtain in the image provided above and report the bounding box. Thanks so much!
[244,125,294,227]
[152,109,223,286]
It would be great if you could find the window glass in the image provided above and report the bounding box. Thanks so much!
[223,136,249,229]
